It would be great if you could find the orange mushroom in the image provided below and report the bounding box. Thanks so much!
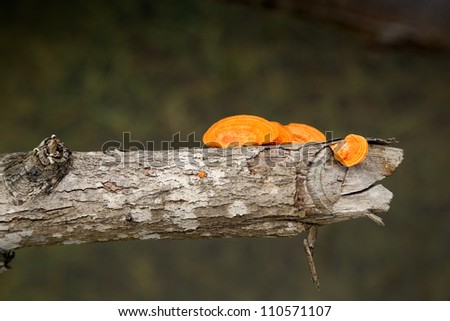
[285,123,326,143]
[330,134,369,167]
[269,121,294,145]
[203,115,279,148]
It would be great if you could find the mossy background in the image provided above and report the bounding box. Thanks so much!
[1,0,449,300]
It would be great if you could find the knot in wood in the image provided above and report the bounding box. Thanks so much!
[34,134,72,166]
[293,144,347,218]
[3,134,73,205]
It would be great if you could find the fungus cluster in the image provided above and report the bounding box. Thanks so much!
[202,114,368,167]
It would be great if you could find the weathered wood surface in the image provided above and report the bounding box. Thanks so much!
[0,140,403,251]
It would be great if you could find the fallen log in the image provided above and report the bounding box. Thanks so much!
[0,135,403,287]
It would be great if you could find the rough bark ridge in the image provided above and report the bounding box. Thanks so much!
[0,137,403,252]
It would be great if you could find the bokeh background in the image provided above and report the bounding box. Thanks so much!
[1,0,449,300]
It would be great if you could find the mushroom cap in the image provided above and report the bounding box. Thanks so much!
[285,123,326,143]
[203,114,279,148]
[270,121,294,145]
[331,134,369,167]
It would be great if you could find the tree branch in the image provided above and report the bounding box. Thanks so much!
[0,137,403,252]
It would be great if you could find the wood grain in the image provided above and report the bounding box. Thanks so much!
[0,142,403,250]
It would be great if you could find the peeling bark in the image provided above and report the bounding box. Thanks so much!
[0,138,403,252]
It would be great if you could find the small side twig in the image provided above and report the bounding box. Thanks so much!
[303,225,320,290]
[0,248,15,272]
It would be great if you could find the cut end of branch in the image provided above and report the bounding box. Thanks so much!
[295,142,403,226]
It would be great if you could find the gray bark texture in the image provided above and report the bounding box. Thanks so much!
[0,136,403,252]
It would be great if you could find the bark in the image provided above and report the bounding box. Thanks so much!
[0,137,403,252]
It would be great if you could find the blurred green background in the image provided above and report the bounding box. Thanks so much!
[1,0,449,300]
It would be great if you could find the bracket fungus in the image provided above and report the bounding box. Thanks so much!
[330,134,369,167]
[202,115,279,148]
[271,121,294,145]
[203,114,369,168]
[285,123,326,143]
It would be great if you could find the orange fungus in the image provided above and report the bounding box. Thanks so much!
[270,121,293,145]
[331,134,369,167]
[285,123,326,143]
[202,115,279,148]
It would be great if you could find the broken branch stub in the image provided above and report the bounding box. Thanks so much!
[3,135,72,206]
[0,136,403,253]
